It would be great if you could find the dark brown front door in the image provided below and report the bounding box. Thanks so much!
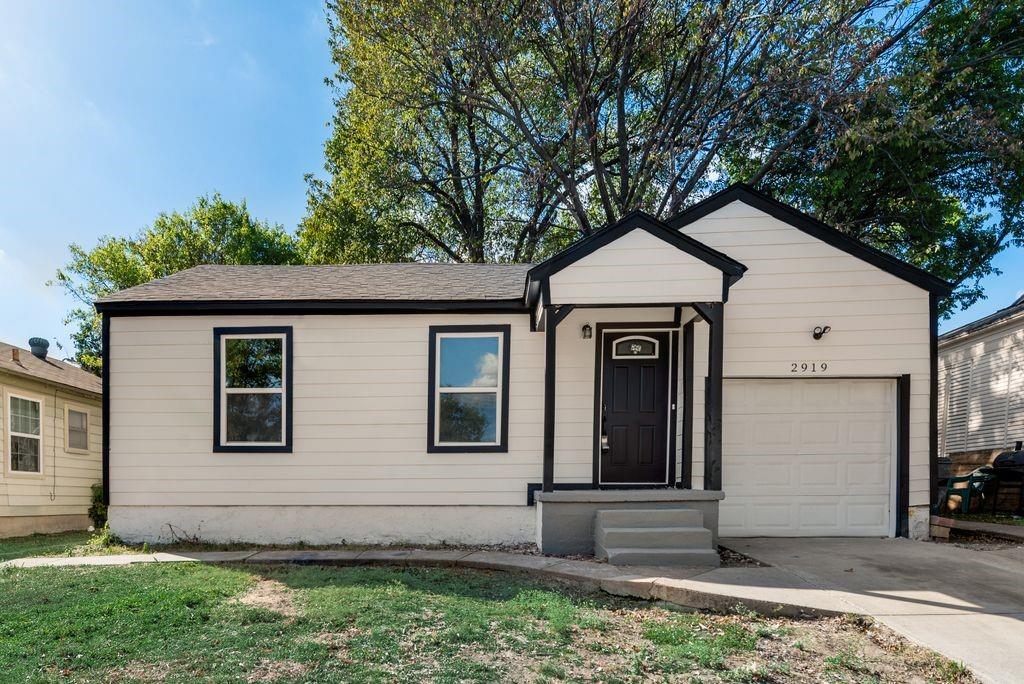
[599,330,670,484]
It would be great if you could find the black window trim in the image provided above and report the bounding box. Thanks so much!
[427,324,511,454]
[213,326,293,453]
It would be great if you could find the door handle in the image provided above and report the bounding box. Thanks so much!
[601,401,610,453]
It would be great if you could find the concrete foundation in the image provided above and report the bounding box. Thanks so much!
[535,489,724,555]
[907,505,931,540]
[0,514,92,539]
[108,505,535,546]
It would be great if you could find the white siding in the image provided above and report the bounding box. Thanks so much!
[110,314,543,507]
[548,229,723,304]
[0,372,102,518]
[682,200,932,507]
[939,319,1024,456]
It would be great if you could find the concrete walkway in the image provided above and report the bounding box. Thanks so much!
[2,547,855,618]
[725,537,1024,684]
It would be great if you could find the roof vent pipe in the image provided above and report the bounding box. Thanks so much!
[28,338,49,360]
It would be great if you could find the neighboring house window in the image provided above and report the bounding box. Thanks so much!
[213,327,293,453]
[66,407,89,452]
[9,394,42,473]
[428,325,510,453]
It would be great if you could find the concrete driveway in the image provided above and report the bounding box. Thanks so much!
[724,537,1024,684]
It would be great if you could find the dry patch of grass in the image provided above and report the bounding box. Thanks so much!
[245,659,309,683]
[236,577,299,618]
[104,660,173,682]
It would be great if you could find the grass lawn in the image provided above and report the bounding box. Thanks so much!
[0,530,95,562]
[0,563,972,683]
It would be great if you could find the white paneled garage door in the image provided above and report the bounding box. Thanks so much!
[720,378,895,537]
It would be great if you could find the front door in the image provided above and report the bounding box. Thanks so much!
[599,330,671,484]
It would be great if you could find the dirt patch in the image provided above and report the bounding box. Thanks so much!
[245,659,308,683]
[236,578,299,618]
[947,529,1024,551]
[105,661,173,682]
[718,545,767,567]
[311,627,364,663]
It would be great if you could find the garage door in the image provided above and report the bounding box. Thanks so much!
[720,378,894,537]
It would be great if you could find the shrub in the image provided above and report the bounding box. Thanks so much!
[88,482,107,528]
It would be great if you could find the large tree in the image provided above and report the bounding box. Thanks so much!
[54,194,300,373]
[307,0,1023,311]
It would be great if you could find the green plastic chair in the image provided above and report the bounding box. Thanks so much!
[942,470,996,513]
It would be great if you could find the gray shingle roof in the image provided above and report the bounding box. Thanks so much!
[96,264,533,305]
[940,294,1024,343]
[0,341,101,395]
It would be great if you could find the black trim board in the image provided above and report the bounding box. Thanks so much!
[897,374,912,538]
[213,326,294,454]
[668,329,680,487]
[101,313,110,505]
[526,482,675,506]
[929,293,940,513]
[427,325,511,454]
[667,183,953,296]
[679,320,694,489]
[527,210,747,305]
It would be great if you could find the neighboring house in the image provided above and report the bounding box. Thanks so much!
[938,295,1024,475]
[0,338,102,538]
[96,184,951,559]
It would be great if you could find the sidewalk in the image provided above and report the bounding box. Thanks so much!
[2,547,856,618]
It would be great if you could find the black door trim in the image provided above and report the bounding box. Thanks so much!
[592,322,678,486]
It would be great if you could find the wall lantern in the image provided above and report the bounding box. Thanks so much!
[581,323,593,339]
[812,325,832,340]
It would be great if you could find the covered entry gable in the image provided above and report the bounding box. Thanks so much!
[527,210,747,307]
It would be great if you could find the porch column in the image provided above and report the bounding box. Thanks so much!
[542,304,574,493]
[694,302,724,491]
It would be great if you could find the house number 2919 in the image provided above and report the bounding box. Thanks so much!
[791,362,827,373]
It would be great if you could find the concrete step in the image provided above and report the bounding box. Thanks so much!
[595,508,704,529]
[597,525,713,550]
[604,547,721,567]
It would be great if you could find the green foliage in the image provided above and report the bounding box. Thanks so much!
[727,0,1024,313]
[53,194,301,372]
[87,482,106,528]
[310,0,1024,314]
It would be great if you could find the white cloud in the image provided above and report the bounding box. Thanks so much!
[472,352,499,387]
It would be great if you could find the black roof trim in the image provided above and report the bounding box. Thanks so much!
[667,183,954,297]
[96,299,530,316]
[528,210,747,289]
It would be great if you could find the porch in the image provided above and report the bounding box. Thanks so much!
[524,211,746,559]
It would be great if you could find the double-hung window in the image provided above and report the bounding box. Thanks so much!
[214,327,292,452]
[9,393,42,473]
[66,406,89,453]
[428,325,510,453]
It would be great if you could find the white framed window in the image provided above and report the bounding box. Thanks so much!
[428,325,510,453]
[9,392,43,474]
[65,405,90,453]
[214,327,292,452]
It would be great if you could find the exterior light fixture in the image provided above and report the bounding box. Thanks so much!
[581,323,593,339]
[812,325,832,340]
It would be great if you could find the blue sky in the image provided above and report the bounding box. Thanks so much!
[0,1,1019,358]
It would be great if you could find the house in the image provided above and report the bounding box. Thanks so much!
[0,338,102,538]
[938,294,1024,476]
[95,184,951,561]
